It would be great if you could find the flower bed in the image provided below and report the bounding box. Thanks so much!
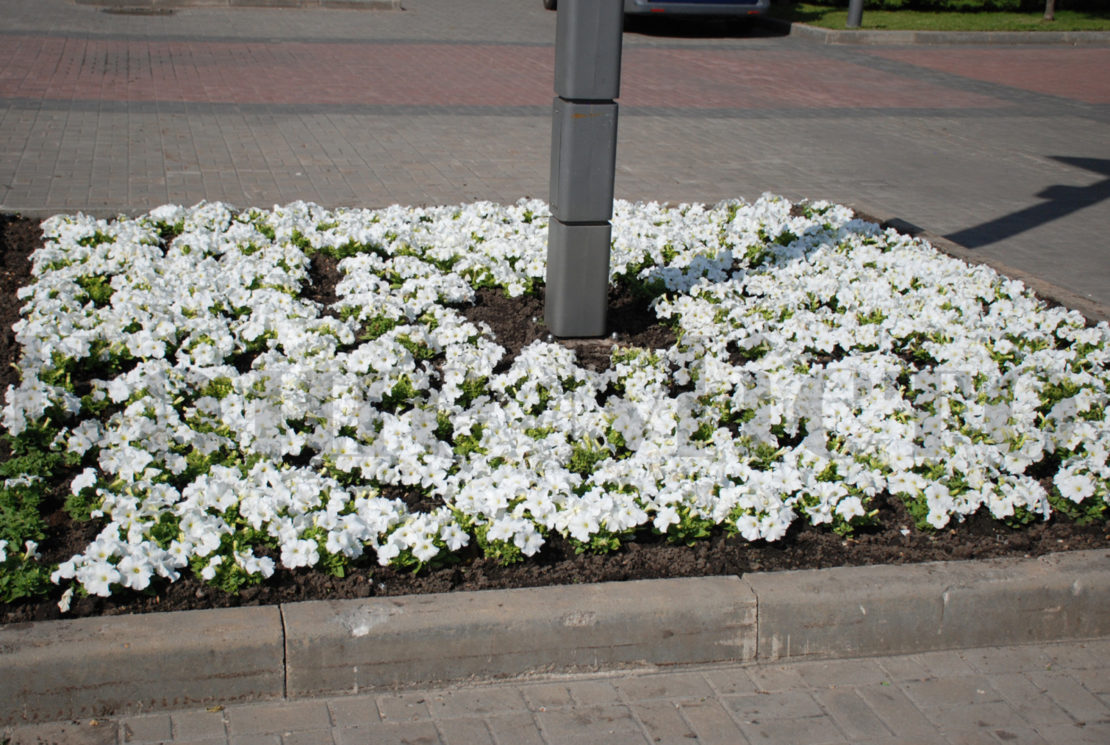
[1,195,1107,606]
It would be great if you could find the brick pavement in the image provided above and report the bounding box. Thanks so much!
[8,638,1110,745]
[1,0,1107,309]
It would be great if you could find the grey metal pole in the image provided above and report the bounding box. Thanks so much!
[846,0,864,28]
[545,0,624,339]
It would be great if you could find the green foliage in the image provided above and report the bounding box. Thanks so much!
[157,219,184,245]
[458,376,489,408]
[0,428,75,602]
[359,314,400,341]
[570,530,623,555]
[0,478,46,548]
[289,229,312,251]
[832,506,881,537]
[1048,493,1108,526]
[474,524,525,565]
[666,507,716,546]
[199,376,235,401]
[452,424,487,458]
[380,376,419,412]
[77,230,113,248]
[567,437,610,478]
[190,553,261,595]
[75,274,115,307]
[149,512,182,549]
[0,558,51,604]
[64,487,101,522]
[796,0,1102,11]
[777,2,1110,31]
[396,334,437,362]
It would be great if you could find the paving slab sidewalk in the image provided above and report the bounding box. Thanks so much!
[3,550,1108,734]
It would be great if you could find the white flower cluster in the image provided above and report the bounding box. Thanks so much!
[3,195,1108,601]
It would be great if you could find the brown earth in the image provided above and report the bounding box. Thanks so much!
[1,213,1107,625]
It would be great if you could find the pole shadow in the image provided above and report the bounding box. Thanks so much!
[945,156,1110,249]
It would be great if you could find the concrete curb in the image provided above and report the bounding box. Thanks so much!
[2,549,1107,725]
[761,18,1110,46]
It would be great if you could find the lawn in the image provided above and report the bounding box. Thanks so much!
[772,3,1110,31]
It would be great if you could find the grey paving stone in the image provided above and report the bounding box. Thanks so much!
[226,700,332,737]
[7,720,118,745]
[737,714,849,745]
[424,687,529,719]
[613,671,716,702]
[518,682,576,711]
[375,691,434,723]
[326,695,381,728]
[1026,670,1110,724]
[989,672,1078,726]
[813,688,893,740]
[562,679,624,707]
[484,713,546,745]
[281,731,336,745]
[436,716,495,745]
[1068,667,1110,697]
[901,676,1004,710]
[172,710,228,742]
[333,721,442,745]
[958,644,1061,675]
[723,690,825,722]
[743,663,810,693]
[911,649,981,678]
[921,701,1028,735]
[228,735,282,745]
[854,683,944,741]
[875,654,935,682]
[674,699,752,745]
[701,666,760,697]
[791,658,891,690]
[121,714,173,743]
[1039,639,1110,672]
[943,732,1007,745]
[1034,720,1110,745]
[534,704,642,741]
[628,700,699,744]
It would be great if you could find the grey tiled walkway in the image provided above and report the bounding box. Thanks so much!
[9,639,1110,745]
[1,0,1108,309]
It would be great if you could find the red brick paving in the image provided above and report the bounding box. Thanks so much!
[865,48,1110,105]
[0,36,1006,110]
[620,48,1003,109]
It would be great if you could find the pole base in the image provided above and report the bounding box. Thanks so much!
[545,219,611,338]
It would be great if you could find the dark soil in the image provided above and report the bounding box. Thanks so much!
[1,213,1107,625]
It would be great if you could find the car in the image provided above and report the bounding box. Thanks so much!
[543,0,770,18]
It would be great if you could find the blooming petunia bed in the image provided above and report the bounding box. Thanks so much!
[1,195,1108,607]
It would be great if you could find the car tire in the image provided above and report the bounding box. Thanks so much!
[543,0,556,9]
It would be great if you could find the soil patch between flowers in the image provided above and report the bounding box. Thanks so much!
[1,213,1107,625]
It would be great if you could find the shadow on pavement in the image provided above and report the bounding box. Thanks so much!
[623,15,789,39]
[946,156,1110,249]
